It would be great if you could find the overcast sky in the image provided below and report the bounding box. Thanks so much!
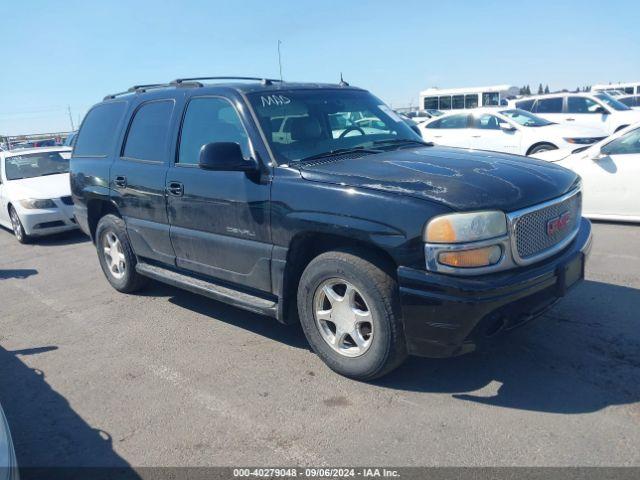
[1,0,639,135]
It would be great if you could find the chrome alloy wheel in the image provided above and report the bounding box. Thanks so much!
[9,208,23,241]
[103,231,126,279]
[313,279,374,357]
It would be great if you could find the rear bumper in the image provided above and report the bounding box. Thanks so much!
[398,217,593,358]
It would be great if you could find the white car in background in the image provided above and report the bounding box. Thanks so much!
[0,403,17,480]
[510,92,640,135]
[418,108,607,155]
[532,123,640,223]
[0,147,78,243]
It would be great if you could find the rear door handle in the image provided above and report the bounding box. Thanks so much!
[566,118,575,121]
[166,181,184,197]
[114,175,127,188]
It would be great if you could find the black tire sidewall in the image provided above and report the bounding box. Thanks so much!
[530,143,557,155]
[9,207,29,244]
[298,253,399,380]
[95,215,140,292]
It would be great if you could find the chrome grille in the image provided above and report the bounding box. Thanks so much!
[511,190,582,261]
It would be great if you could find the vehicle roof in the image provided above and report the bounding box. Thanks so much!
[0,146,72,158]
[100,80,365,104]
[513,92,601,101]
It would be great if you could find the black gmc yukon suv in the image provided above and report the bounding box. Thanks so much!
[70,77,592,379]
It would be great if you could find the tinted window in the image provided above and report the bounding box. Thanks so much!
[567,97,600,114]
[482,92,499,106]
[465,94,479,109]
[535,97,563,113]
[428,114,468,129]
[438,96,451,110]
[601,128,640,155]
[620,96,639,108]
[452,95,465,109]
[424,97,438,110]
[515,99,535,111]
[122,101,174,161]
[74,102,126,157]
[472,114,501,130]
[178,97,250,165]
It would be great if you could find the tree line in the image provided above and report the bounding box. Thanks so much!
[519,84,592,96]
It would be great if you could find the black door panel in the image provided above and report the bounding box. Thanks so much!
[166,168,271,292]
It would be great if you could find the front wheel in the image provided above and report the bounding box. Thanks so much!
[528,143,557,155]
[297,250,407,380]
[9,206,30,244]
[95,214,148,293]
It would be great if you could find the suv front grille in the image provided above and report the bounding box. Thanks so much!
[510,190,582,262]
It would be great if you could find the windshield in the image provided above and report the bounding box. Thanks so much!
[595,93,631,111]
[247,89,422,162]
[499,109,552,127]
[4,151,69,180]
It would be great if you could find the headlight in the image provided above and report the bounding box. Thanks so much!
[564,137,604,145]
[19,198,56,209]
[425,211,507,243]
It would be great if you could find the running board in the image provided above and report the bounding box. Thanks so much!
[135,262,278,318]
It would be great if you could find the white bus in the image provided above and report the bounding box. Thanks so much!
[419,85,519,112]
[592,82,640,96]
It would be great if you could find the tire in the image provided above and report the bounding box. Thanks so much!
[297,249,407,380]
[9,206,30,244]
[95,214,148,293]
[528,143,557,155]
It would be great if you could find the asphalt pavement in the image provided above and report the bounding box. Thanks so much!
[0,222,639,468]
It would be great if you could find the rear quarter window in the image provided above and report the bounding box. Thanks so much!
[74,102,127,157]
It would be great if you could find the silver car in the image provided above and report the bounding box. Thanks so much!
[0,405,18,480]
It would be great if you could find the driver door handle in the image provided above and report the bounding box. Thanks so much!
[566,118,575,121]
[167,181,184,197]
[114,175,127,188]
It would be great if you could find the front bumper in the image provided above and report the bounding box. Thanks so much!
[398,217,593,358]
[18,199,78,236]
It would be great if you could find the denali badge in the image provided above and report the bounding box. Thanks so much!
[547,211,572,236]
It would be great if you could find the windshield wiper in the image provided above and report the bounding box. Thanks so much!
[299,146,380,163]
[371,138,433,148]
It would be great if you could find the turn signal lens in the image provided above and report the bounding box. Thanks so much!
[425,211,507,243]
[438,245,502,268]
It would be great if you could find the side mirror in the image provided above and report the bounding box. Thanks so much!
[198,142,258,172]
[594,106,609,115]
[499,122,516,131]
[592,148,608,161]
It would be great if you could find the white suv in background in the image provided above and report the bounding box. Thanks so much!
[510,92,640,135]
[418,108,607,156]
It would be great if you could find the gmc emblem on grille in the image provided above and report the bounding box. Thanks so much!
[547,211,572,236]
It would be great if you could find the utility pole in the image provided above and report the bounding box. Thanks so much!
[67,105,75,131]
[277,40,283,82]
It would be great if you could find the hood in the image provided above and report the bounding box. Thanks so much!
[298,147,579,212]
[619,109,640,122]
[541,123,607,138]
[5,173,71,200]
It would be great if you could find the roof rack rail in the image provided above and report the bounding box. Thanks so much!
[103,81,202,101]
[170,76,283,86]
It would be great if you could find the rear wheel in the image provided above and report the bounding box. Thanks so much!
[96,214,148,293]
[297,250,407,380]
[528,143,557,155]
[9,206,30,244]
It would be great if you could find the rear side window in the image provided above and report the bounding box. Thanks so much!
[427,114,469,129]
[123,100,174,161]
[535,97,563,113]
[423,97,438,110]
[515,99,534,111]
[74,102,126,157]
